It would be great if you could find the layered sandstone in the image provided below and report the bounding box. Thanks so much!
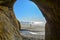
[32,0,60,40]
[0,0,22,40]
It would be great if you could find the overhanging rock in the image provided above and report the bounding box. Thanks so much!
[32,0,60,40]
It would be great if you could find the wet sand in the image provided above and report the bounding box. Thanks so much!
[20,29,45,40]
[20,22,45,40]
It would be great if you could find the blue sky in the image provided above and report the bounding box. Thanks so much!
[14,0,46,22]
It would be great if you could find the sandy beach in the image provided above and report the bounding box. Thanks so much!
[20,22,45,40]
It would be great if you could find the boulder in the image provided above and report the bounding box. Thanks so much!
[32,0,60,40]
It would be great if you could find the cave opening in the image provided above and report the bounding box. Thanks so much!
[14,0,46,40]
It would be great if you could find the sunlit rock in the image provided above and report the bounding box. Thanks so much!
[0,0,22,40]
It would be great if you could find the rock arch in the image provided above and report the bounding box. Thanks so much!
[0,0,60,40]
[31,0,60,40]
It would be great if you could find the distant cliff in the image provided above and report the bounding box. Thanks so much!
[0,0,22,40]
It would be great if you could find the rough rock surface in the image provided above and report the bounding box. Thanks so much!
[32,0,60,40]
[0,0,22,40]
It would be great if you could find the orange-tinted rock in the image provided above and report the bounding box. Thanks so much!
[32,0,60,40]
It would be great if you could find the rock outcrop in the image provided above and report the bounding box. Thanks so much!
[0,0,22,40]
[32,0,60,40]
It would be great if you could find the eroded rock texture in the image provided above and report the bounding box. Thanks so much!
[0,0,22,40]
[32,0,60,40]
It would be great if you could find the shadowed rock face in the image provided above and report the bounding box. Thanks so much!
[0,0,16,8]
[0,0,22,40]
[32,0,60,40]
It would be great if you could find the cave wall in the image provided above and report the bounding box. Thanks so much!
[0,0,22,40]
[32,0,60,40]
[0,0,60,40]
